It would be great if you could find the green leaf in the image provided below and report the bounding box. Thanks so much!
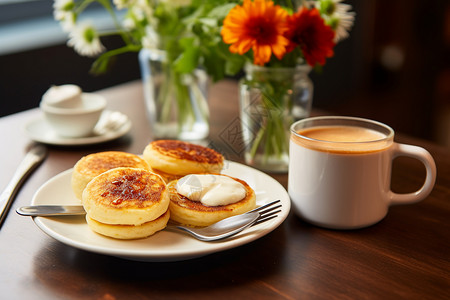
[90,55,115,75]
[203,52,225,82]
[198,17,217,27]
[225,55,245,76]
[174,38,200,73]
[213,42,246,76]
[207,3,237,19]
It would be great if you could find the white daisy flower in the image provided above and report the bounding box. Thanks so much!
[53,0,77,32]
[315,0,355,42]
[331,10,355,42]
[53,0,74,19]
[60,11,77,32]
[67,22,105,57]
[122,5,149,30]
[123,16,137,31]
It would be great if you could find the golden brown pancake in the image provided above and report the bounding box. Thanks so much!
[143,140,224,183]
[86,210,170,240]
[72,151,150,199]
[82,167,169,226]
[167,174,256,227]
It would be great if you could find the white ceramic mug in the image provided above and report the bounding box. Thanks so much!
[288,116,437,229]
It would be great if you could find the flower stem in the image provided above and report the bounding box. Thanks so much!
[96,0,133,45]
[243,70,292,166]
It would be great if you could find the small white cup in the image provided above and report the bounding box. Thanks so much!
[288,116,437,229]
[40,93,106,138]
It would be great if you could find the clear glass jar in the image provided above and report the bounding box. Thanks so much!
[239,63,313,172]
[139,48,209,140]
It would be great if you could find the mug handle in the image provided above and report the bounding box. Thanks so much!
[389,143,437,205]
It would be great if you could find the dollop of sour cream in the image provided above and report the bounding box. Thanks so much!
[176,174,246,206]
[42,84,83,108]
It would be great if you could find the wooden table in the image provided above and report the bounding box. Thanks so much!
[1,80,449,299]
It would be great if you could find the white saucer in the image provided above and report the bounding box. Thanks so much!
[31,161,290,262]
[24,110,131,146]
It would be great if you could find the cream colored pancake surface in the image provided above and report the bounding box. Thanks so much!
[86,210,170,239]
[72,151,150,199]
[143,140,224,181]
[82,167,169,225]
[167,174,256,227]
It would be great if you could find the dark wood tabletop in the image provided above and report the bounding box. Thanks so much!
[1,80,449,300]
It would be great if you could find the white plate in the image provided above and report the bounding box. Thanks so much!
[31,161,290,262]
[24,110,131,146]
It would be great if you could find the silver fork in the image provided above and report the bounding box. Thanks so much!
[167,200,282,242]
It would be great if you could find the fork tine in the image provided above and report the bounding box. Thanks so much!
[256,209,281,224]
[246,199,281,214]
[258,209,281,220]
[252,214,278,226]
[250,200,282,227]
[257,205,282,217]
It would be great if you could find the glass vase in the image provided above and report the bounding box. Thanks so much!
[239,63,313,172]
[139,48,209,140]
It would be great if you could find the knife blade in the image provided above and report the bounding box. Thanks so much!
[16,205,86,217]
[0,144,47,227]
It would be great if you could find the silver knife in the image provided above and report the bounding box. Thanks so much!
[0,144,47,227]
[16,205,86,216]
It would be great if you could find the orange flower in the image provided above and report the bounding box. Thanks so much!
[221,0,289,66]
[285,7,335,66]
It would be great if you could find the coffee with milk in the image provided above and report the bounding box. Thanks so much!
[288,116,436,229]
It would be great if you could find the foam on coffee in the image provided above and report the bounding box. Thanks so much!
[292,125,393,154]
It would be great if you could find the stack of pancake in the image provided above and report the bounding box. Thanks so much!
[143,140,255,227]
[82,167,170,239]
[70,140,256,239]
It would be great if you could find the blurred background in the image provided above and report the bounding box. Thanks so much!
[1,0,449,146]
